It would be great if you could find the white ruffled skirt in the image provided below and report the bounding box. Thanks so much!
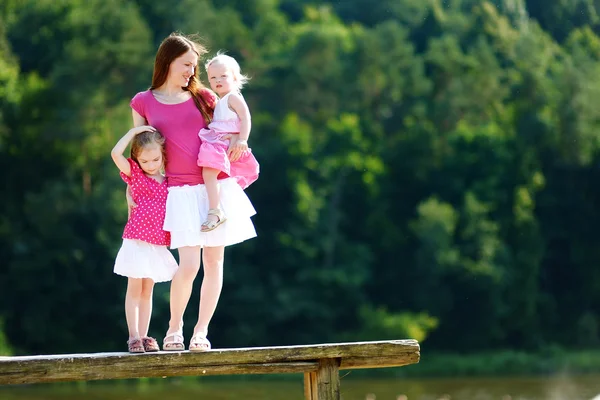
[114,239,178,282]
[164,178,257,249]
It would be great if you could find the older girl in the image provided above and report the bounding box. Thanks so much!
[111,126,178,353]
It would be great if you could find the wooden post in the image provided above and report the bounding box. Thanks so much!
[304,371,317,399]
[317,358,341,400]
[304,358,340,400]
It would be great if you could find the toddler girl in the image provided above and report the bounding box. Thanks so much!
[197,53,259,232]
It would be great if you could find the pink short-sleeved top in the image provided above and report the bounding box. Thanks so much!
[130,90,228,187]
[120,158,170,246]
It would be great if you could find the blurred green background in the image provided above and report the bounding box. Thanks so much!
[1,0,600,385]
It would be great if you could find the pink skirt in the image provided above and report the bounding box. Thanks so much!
[197,129,259,190]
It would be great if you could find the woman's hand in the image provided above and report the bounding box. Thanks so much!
[126,185,136,219]
[227,135,249,162]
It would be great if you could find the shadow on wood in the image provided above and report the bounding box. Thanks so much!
[0,339,420,400]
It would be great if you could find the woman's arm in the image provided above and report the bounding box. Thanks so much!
[132,109,147,127]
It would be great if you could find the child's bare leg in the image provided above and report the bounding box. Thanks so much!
[138,278,154,338]
[125,278,143,339]
[202,167,221,225]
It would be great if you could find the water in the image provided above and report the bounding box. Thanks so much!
[1,374,599,400]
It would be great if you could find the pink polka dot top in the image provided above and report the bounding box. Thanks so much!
[120,158,170,246]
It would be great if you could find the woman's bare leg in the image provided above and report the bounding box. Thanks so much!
[190,245,225,350]
[164,246,201,347]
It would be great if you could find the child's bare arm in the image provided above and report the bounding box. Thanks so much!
[227,93,251,162]
[228,93,251,141]
[124,110,151,214]
[110,125,155,176]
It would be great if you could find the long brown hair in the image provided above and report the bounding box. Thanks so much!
[130,130,167,168]
[150,33,216,123]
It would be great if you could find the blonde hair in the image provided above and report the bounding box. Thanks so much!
[205,52,250,90]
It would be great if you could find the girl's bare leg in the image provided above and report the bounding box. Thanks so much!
[125,278,143,339]
[138,278,155,337]
[202,167,221,225]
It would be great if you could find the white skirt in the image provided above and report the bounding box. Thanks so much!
[164,178,257,249]
[114,239,178,282]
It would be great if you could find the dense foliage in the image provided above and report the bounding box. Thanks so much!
[1,0,599,355]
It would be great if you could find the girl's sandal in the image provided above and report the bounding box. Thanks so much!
[127,338,145,353]
[142,336,160,352]
[201,208,227,232]
[189,333,211,352]
[162,331,185,351]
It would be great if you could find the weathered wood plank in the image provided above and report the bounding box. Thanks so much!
[0,361,319,385]
[316,359,340,400]
[0,339,420,385]
[0,339,419,364]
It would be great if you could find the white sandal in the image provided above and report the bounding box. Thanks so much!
[162,331,185,351]
[201,208,227,232]
[189,332,211,352]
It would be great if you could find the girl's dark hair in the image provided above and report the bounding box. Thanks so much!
[130,130,167,167]
[150,33,217,123]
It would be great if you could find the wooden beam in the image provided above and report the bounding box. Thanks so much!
[340,352,420,370]
[0,339,420,386]
[1,361,320,385]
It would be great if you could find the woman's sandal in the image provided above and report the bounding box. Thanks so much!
[162,331,185,351]
[127,338,145,353]
[189,332,211,352]
[142,336,160,352]
[201,208,227,232]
